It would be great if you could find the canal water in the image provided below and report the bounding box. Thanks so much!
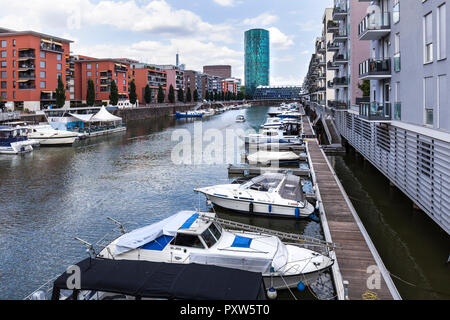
[328,154,450,300]
[0,106,327,300]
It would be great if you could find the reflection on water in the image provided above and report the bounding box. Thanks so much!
[0,107,331,300]
[329,154,450,300]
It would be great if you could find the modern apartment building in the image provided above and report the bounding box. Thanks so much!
[253,85,302,100]
[333,0,450,234]
[203,65,232,79]
[0,28,72,111]
[184,70,202,99]
[245,29,270,98]
[73,56,129,104]
[160,65,185,102]
[129,63,167,104]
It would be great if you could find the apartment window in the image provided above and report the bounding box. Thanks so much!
[57,73,62,80]
[56,63,62,71]
[13,81,15,88]
[1,71,6,78]
[96,64,98,69]
[0,40,6,48]
[12,60,15,68]
[87,71,92,77]
[438,4,446,60]
[13,91,15,99]
[40,71,46,78]
[40,61,46,68]
[1,61,6,68]
[394,33,401,72]
[123,79,126,85]
[424,77,435,126]
[1,92,6,99]
[40,51,46,59]
[424,13,433,63]
[1,51,6,58]
[1,81,6,89]
[56,54,62,61]
[12,39,15,47]
[12,49,15,57]
[438,75,447,128]
[40,81,46,89]
[393,0,400,24]
[87,64,92,70]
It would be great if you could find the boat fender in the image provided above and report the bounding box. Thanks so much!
[268,204,272,214]
[249,202,254,214]
[295,207,300,218]
[267,288,277,300]
[308,213,320,222]
[297,281,306,291]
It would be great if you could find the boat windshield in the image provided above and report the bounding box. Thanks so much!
[201,227,217,248]
[241,174,284,192]
[278,175,304,201]
[209,222,222,240]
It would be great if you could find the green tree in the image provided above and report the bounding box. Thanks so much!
[86,79,95,106]
[109,80,119,106]
[157,84,165,103]
[129,79,137,105]
[177,88,184,103]
[144,84,152,105]
[186,88,192,103]
[221,91,225,101]
[205,91,210,101]
[193,89,199,102]
[168,84,175,103]
[55,75,66,108]
[358,80,370,97]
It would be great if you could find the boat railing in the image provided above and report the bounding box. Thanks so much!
[198,214,338,256]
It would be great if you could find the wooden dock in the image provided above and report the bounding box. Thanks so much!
[303,116,400,300]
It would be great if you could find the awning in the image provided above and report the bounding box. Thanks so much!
[68,113,94,122]
[90,106,122,122]
[52,258,267,300]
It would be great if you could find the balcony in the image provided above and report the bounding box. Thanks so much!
[333,1,348,20]
[333,30,348,43]
[40,42,64,53]
[328,100,348,110]
[18,71,36,80]
[41,91,56,101]
[333,53,348,64]
[18,81,36,90]
[327,61,339,70]
[327,21,340,33]
[18,49,35,60]
[327,41,340,51]
[359,102,392,121]
[359,12,391,41]
[333,76,349,87]
[359,58,391,80]
[114,65,128,73]
[18,62,35,70]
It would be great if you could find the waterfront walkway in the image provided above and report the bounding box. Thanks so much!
[304,116,400,300]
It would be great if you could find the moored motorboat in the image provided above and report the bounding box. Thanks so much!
[195,173,316,218]
[176,111,203,118]
[246,129,303,145]
[246,151,305,165]
[96,211,333,290]
[25,125,79,146]
[0,126,35,154]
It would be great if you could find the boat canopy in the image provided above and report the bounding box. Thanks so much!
[68,113,94,122]
[51,258,267,300]
[91,107,122,122]
[279,174,305,202]
[241,173,285,191]
[114,211,199,255]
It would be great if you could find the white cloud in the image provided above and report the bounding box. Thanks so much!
[270,75,302,87]
[213,0,239,6]
[268,27,294,50]
[297,20,322,32]
[242,13,279,26]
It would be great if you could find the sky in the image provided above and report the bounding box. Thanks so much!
[0,0,333,86]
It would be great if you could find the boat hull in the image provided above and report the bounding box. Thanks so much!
[28,136,77,146]
[263,271,321,290]
[0,142,33,154]
[204,194,314,218]
[176,113,203,118]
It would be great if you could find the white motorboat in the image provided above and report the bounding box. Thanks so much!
[236,115,246,123]
[261,117,284,130]
[195,173,316,218]
[246,151,303,165]
[25,125,79,146]
[246,129,303,145]
[97,211,333,290]
[0,126,34,154]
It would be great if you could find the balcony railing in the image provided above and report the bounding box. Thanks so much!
[333,53,348,63]
[18,72,36,80]
[327,41,340,51]
[327,21,340,31]
[393,102,401,120]
[40,42,64,53]
[359,58,391,80]
[359,102,392,121]
[333,0,348,19]
[19,82,36,90]
[333,76,349,86]
[327,61,339,69]
[394,53,401,72]
[359,12,391,41]
[328,100,348,110]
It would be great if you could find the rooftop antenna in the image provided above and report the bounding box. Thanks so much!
[176,50,179,67]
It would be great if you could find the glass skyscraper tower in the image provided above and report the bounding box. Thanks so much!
[245,29,270,98]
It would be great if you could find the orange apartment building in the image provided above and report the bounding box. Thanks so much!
[0,28,72,111]
[221,79,238,95]
[128,63,167,104]
[72,56,130,104]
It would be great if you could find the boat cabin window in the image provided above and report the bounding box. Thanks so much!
[242,174,284,192]
[171,234,205,249]
[209,222,222,240]
[201,228,217,248]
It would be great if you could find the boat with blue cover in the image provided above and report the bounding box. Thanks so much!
[98,211,333,290]
[176,111,203,119]
[0,126,35,154]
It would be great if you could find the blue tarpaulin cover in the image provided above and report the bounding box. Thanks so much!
[180,213,199,229]
[141,235,174,251]
[231,236,253,248]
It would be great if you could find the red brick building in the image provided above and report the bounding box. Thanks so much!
[73,56,129,104]
[0,27,72,111]
[129,64,167,104]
